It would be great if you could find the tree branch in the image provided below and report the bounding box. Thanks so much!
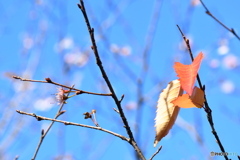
[148,146,162,160]
[30,85,74,160]
[77,1,145,159]
[12,76,112,96]
[177,25,229,160]
[16,110,129,142]
[199,0,240,41]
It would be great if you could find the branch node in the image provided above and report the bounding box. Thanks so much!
[64,122,70,125]
[77,4,82,10]
[36,116,43,121]
[206,11,211,15]
[45,78,52,83]
[76,90,83,95]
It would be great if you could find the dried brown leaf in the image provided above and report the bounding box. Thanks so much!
[154,79,183,147]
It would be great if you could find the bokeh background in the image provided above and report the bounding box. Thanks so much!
[0,0,240,159]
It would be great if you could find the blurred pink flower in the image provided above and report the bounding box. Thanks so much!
[223,54,238,69]
[221,80,235,94]
[55,88,68,104]
[191,0,200,6]
[64,51,89,67]
[110,44,131,56]
[209,59,220,68]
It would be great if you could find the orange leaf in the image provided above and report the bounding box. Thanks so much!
[174,52,204,96]
[171,94,195,108]
[171,87,205,108]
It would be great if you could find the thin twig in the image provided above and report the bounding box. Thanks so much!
[113,108,120,114]
[199,0,240,41]
[176,25,203,89]
[77,1,145,159]
[149,146,162,160]
[12,76,112,96]
[30,85,74,160]
[16,110,129,141]
[176,25,229,160]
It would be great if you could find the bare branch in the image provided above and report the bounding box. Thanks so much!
[77,1,145,159]
[149,146,162,160]
[16,110,129,142]
[176,25,229,160]
[199,0,240,41]
[30,85,74,160]
[12,76,112,96]
[176,25,203,89]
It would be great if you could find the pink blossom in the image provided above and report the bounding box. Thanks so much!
[55,88,68,104]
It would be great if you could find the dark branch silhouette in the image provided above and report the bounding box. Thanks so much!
[77,0,145,159]
[200,0,240,41]
[177,25,229,160]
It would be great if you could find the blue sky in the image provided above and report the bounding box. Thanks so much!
[1,0,240,160]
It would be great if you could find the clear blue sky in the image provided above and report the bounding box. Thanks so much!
[0,0,240,160]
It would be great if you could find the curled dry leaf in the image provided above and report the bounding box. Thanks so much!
[171,87,205,108]
[174,52,204,96]
[154,79,183,147]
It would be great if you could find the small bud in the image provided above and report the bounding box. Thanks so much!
[59,110,66,116]
[83,112,92,119]
[36,117,42,121]
[45,78,52,83]
[12,76,20,79]
[76,91,83,95]
[63,94,68,100]
[41,129,44,135]
[64,122,70,125]
[91,109,96,114]
[119,94,124,102]
[203,85,205,91]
